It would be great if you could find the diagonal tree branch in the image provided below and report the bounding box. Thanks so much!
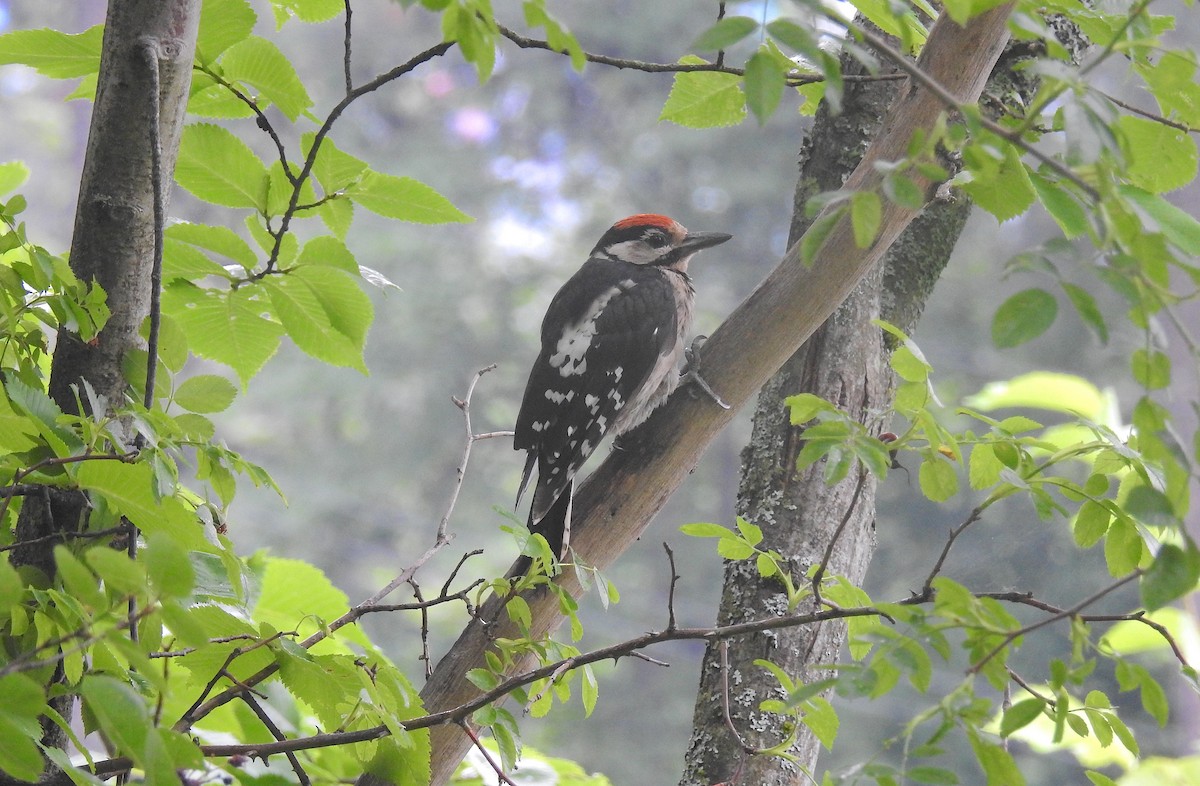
[417,7,1016,785]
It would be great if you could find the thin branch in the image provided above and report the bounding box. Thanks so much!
[1097,89,1199,135]
[811,466,869,601]
[0,524,126,554]
[440,365,497,542]
[458,722,520,786]
[242,694,312,786]
[195,64,296,183]
[342,0,353,96]
[719,640,757,755]
[138,38,164,413]
[968,570,1143,674]
[494,22,906,86]
[663,543,680,632]
[918,505,984,596]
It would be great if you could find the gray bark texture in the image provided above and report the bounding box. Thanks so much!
[4,2,199,783]
[676,20,1089,786]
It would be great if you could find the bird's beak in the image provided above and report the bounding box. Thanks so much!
[679,231,732,252]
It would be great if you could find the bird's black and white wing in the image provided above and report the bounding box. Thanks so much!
[514,258,676,554]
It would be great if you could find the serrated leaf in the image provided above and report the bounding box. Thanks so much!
[144,533,195,599]
[1125,484,1177,526]
[166,222,258,270]
[693,16,759,51]
[304,134,369,194]
[1103,517,1143,577]
[1118,115,1198,194]
[919,457,958,502]
[743,49,785,125]
[271,0,344,23]
[264,266,372,372]
[197,0,257,62]
[76,461,200,545]
[175,124,268,210]
[174,374,238,414]
[347,171,470,224]
[297,235,358,274]
[992,288,1057,348]
[802,696,839,750]
[220,35,312,121]
[164,284,283,385]
[963,142,1035,222]
[84,547,146,597]
[54,546,104,610]
[660,57,746,128]
[1073,501,1111,548]
[0,25,103,78]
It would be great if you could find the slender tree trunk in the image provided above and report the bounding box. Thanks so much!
[3,2,198,783]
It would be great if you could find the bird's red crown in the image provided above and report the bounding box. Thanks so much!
[613,213,679,231]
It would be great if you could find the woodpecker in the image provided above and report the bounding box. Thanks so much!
[514,214,732,565]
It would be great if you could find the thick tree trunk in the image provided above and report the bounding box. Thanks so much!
[420,9,1014,785]
[677,17,1089,786]
[3,2,198,783]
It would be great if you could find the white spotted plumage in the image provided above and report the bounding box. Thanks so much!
[513,214,731,564]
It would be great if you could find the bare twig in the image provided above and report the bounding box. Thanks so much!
[663,542,680,632]
[242,694,313,786]
[458,722,520,786]
[811,466,869,602]
[439,365,498,543]
[918,505,984,596]
[342,0,353,96]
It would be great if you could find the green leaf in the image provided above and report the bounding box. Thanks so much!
[1085,771,1119,786]
[919,457,958,502]
[802,696,839,751]
[1073,501,1111,548]
[84,546,147,597]
[1131,348,1171,390]
[304,133,369,194]
[164,284,283,385]
[581,664,599,717]
[968,443,1003,490]
[174,374,238,414]
[1125,484,1177,526]
[692,16,759,50]
[991,288,1057,348]
[907,766,959,785]
[81,676,151,763]
[220,35,313,121]
[964,372,1107,420]
[967,729,1025,786]
[264,267,373,372]
[660,57,746,128]
[1030,171,1089,239]
[1061,282,1108,343]
[54,546,105,610]
[963,142,1035,222]
[743,49,785,125]
[347,171,471,224]
[175,124,268,210]
[850,191,882,248]
[1119,185,1200,255]
[1000,698,1045,737]
[168,221,260,269]
[1104,517,1143,577]
[197,0,257,62]
[1118,115,1198,194]
[297,235,358,274]
[0,161,31,196]
[801,206,846,266]
[271,0,344,23]
[0,674,46,781]
[0,25,103,78]
[76,461,201,546]
[717,537,756,560]
[680,522,733,538]
[1141,543,1200,610]
[941,0,1017,25]
[787,393,835,423]
[144,530,196,600]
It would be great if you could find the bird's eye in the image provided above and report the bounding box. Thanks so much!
[643,230,669,247]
